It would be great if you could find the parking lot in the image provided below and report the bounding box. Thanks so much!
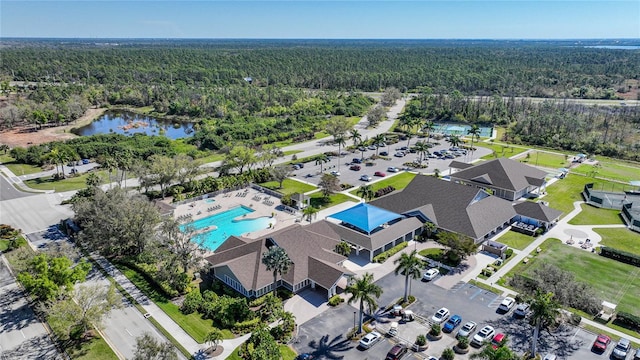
[293,270,630,360]
[289,140,493,187]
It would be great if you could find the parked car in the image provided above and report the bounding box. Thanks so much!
[296,163,304,168]
[394,152,405,157]
[293,164,301,170]
[491,333,506,349]
[368,145,377,150]
[422,268,439,281]
[498,297,516,313]
[350,165,361,171]
[374,171,386,177]
[359,331,382,349]
[431,307,450,324]
[400,310,415,322]
[514,303,530,318]
[385,344,408,360]
[330,171,340,176]
[634,348,640,360]
[443,315,462,333]
[471,325,495,347]
[387,166,399,172]
[457,321,477,339]
[352,158,362,163]
[358,146,366,152]
[612,338,631,359]
[296,354,314,360]
[592,334,611,353]
[81,159,90,164]
[398,146,408,151]
[433,151,442,157]
[542,355,557,360]
[380,151,389,156]
[360,175,372,181]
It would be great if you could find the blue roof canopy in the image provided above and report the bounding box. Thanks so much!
[328,203,402,233]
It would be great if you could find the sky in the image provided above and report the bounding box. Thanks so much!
[1,1,639,39]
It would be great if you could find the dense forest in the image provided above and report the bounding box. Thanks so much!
[2,40,639,98]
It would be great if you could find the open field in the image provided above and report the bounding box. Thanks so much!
[568,203,624,225]
[516,150,571,169]
[542,173,627,217]
[518,239,640,316]
[495,231,537,250]
[260,178,316,195]
[476,142,528,159]
[349,171,416,197]
[66,336,119,360]
[594,227,640,256]
[309,192,354,209]
[572,159,640,183]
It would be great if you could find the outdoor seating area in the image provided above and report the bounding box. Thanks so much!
[207,205,222,212]
[510,221,538,236]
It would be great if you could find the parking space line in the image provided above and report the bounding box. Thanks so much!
[468,288,483,300]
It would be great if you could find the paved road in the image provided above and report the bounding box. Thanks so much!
[0,193,74,234]
[0,255,63,360]
[0,173,34,201]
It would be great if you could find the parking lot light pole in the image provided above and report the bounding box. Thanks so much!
[353,311,357,332]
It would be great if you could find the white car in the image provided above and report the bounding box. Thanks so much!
[498,297,516,313]
[360,174,372,181]
[330,171,341,176]
[471,325,495,346]
[431,307,450,324]
[422,268,439,281]
[457,321,477,338]
[359,331,382,349]
[387,166,400,173]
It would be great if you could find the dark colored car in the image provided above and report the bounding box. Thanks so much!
[443,315,462,333]
[296,163,304,168]
[380,151,389,156]
[374,171,386,177]
[352,158,362,164]
[296,354,314,360]
[592,334,611,353]
[349,165,361,171]
[82,159,90,164]
[385,344,408,360]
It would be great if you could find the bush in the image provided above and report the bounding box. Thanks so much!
[407,295,416,304]
[481,268,494,277]
[415,334,427,346]
[372,242,408,263]
[505,248,514,258]
[180,289,203,314]
[600,247,640,267]
[457,336,469,349]
[374,185,396,198]
[615,312,640,331]
[442,347,455,360]
[328,295,344,307]
[233,317,261,333]
[430,323,441,336]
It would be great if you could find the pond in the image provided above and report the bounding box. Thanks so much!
[73,110,195,139]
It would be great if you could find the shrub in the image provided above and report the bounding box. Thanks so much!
[615,312,640,331]
[328,295,344,307]
[457,336,469,349]
[505,248,514,258]
[600,247,640,267]
[372,242,408,263]
[442,347,455,360]
[407,295,416,304]
[374,186,396,198]
[180,289,203,314]
[233,317,261,333]
[430,323,441,336]
[415,334,427,346]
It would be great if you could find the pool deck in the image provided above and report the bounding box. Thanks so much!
[172,188,301,248]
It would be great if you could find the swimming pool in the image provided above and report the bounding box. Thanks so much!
[183,206,273,251]
[433,123,493,137]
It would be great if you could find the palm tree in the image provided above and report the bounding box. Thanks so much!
[393,250,422,303]
[261,246,292,296]
[372,134,386,156]
[349,129,362,148]
[529,290,560,358]
[204,328,224,351]
[433,168,441,178]
[423,120,435,143]
[413,141,430,163]
[345,272,382,334]
[356,184,375,202]
[302,206,319,222]
[404,117,421,149]
[334,134,347,172]
[447,134,462,148]
[314,154,330,173]
[467,124,481,153]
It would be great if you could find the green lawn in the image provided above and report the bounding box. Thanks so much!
[568,204,623,225]
[517,151,571,170]
[520,239,640,316]
[227,344,296,360]
[115,263,233,343]
[349,172,417,197]
[282,150,303,156]
[25,171,108,192]
[196,153,225,164]
[571,160,640,183]
[594,227,640,256]
[542,173,626,217]
[260,178,316,195]
[309,192,354,209]
[0,155,44,176]
[495,231,537,250]
[476,142,528,160]
[66,336,118,360]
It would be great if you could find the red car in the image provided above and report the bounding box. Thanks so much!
[374,171,386,177]
[491,333,505,349]
[592,334,611,352]
[350,165,361,171]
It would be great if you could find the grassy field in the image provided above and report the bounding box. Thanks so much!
[227,345,296,360]
[495,231,537,250]
[0,155,44,176]
[572,159,640,183]
[476,142,528,160]
[195,153,225,164]
[25,171,108,192]
[66,336,119,360]
[309,192,354,209]
[516,151,571,169]
[542,173,627,217]
[519,239,640,316]
[567,204,623,225]
[594,227,640,256]
[115,263,234,343]
[260,178,316,195]
[349,172,417,197]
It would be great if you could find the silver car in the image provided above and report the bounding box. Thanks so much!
[457,321,477,338]
[612,338,631,359]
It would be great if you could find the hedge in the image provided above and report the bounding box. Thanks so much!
[373,242,408,263]
[233,317,261,333]
[328,295,344,307]
[615,312,640,331]
[600,247,640,268]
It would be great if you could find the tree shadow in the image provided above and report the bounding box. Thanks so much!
[0,290,40,332]
[2,334,63,359]
[307,334,354,360]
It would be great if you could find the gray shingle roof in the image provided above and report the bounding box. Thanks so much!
[206,222,348,293]
[513,201,563,222]
[451,158,547,192]
[370,175,516,239]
